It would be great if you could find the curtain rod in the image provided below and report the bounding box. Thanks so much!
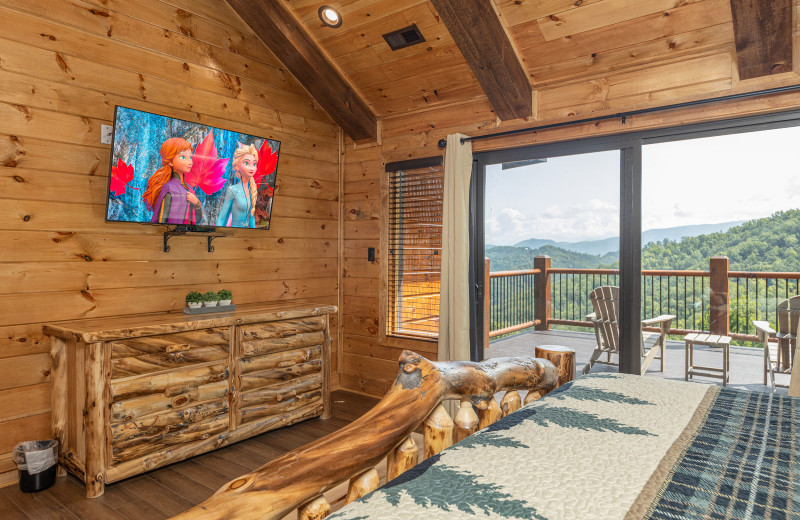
[436,84,800,148]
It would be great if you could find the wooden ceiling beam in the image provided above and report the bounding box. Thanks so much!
[430,0,532,120]
[729,0,792,80]
[226,0,377,142]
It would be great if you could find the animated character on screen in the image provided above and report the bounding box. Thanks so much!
[216,143,259,228]
[253,140,278,226]
[142,138,203,224]
[141,133,227,225]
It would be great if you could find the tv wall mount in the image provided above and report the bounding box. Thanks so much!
[163,225,226,253]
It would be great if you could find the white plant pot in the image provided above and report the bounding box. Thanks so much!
[219,299,232,306]
[187,302,202,309]
[203,301,218,307]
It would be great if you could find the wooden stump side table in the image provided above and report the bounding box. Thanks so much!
[535,345,576,396]
[684,333,731,386]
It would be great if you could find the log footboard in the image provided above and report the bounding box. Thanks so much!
[170,351,558,520]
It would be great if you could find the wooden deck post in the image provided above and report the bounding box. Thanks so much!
[534,256,551,331]
[484,258,490,349]
[709,256,729,337]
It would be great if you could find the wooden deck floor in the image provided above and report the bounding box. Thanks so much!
[0,390,378,520]
[488,329,788,394]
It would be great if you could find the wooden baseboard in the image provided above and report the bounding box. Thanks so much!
[0,468,17,488]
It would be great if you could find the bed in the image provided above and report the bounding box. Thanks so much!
[172,352,800,520]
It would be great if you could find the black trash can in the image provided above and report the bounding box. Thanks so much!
[13,440,58,493]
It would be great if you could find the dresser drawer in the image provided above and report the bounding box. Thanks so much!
[110,328,230,379]
[110,400,229,464]
[110,363,229,403]
[238,373,323,425]
[240,318,326,357]
[110,380,229,423]
[241,360,322,392]
[240,316,325,340]
[240,346,322,375]
[239,390,322,425]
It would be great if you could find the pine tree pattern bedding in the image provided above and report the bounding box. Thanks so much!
[328,373,800,520]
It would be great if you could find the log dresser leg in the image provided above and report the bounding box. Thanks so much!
[321,314,332,419]
[50,336,68,477]
[84,341,106,498]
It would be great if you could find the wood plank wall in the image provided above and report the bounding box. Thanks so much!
[0,0,341,487]
[339,32,800,395]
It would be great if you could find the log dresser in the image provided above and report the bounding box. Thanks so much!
[43,302,336,498]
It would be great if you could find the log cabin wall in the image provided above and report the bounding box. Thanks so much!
[338,0,800,396]
[0,0,342,487]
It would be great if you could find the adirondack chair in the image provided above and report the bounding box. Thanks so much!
[753,294,800,394]
[582,286,675,375]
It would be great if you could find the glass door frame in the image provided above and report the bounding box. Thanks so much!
[470,109,800,370]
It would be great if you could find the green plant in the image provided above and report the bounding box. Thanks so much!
[186,291,203,304]
[217,289,232,300]
[202,291,220,302]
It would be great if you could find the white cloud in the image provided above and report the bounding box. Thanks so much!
[487,202,619,244]
[486,124,800,246]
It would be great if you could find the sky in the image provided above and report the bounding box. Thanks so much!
[485,125,800,245]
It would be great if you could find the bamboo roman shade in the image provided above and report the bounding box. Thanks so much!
[387,165,444,339]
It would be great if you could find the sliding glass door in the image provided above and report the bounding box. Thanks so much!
[471,109,800,376]
[641,123,800,387]
[474,138,639,368]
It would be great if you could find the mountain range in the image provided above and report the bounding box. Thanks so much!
[486,212,800,272]
[507,220,744,256]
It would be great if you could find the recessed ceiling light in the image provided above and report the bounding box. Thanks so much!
[318,5,342,28]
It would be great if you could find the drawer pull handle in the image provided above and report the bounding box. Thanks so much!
[166,344,191,353]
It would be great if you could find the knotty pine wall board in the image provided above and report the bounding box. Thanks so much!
[0,0,342,487]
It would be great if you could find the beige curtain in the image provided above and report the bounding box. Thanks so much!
[437,133,473,373]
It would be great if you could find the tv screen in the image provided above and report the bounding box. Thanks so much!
[105,106,280,229]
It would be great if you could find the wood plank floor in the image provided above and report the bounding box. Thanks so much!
[0,390,378,520]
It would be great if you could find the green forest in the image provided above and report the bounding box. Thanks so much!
[486,245,617,271]
[641,210,800,271]
[486,210,800,343]
[488,210,800,272]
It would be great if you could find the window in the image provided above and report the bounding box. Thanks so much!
[387,164,444,339]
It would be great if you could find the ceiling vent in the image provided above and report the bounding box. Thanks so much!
[383,24,425,51]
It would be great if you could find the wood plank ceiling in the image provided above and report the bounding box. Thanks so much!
[280,0,788,123]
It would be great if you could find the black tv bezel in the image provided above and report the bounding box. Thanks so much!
[103,105,281,231]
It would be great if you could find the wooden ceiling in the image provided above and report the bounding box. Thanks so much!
[266,0,792,136]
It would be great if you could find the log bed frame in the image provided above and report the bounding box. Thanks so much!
[169,350,558,520]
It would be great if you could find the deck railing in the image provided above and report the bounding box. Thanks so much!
[485,255,800,345]
[487,268,539,338]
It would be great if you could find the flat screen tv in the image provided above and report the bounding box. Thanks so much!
[105,106,280,229]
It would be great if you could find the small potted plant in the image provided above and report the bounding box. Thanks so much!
[217,289,232,306]
[185,291,203,309]
[202,291,220,307]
